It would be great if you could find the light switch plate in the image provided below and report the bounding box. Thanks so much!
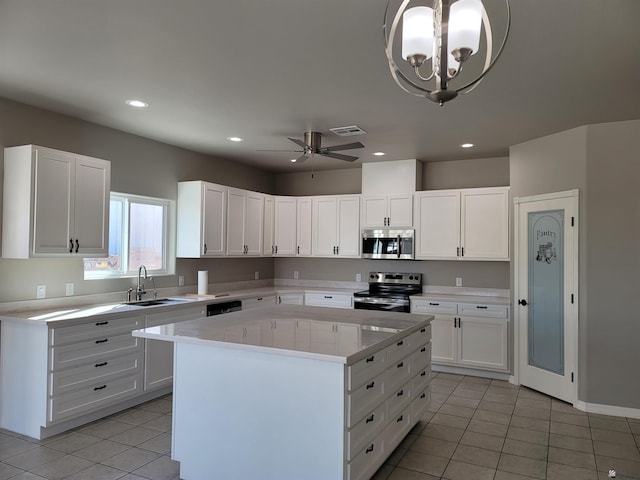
[456,277,463,287]
[65,283,74,296]
[255,271,260,280]
[36,285,46,299]
[293,271,299,279]
[356,273,362,282]
[178,275,185,286]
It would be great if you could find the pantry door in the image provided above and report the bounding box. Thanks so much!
[513,190,578,405]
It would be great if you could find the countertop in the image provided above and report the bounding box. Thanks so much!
[132,304,432,364]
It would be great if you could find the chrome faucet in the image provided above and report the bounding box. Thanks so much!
[136,265,148,301]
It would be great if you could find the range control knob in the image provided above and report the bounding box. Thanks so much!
[370,274,376,279]
[409,275,414,280]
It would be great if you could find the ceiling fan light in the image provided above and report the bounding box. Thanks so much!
[448,0,483,58]
[402,7,434,64]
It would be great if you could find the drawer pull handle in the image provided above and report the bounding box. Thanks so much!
[366,381,375,390]
[256,297,263,301]
[420,392,427,399]
[397,389,404,397]
[365,445,374,454]
[429,302,440,306]
[365,414,375,424]
[476,305,488,309]
[421,347,427,352]
[420,327,426,332]
[397,340,404,346]
[95,339,109,344]
[95,362,108,367]
[95,321,109,326]
[397,362,404,368]
[421,371,427,377]
[396,415,404,423]
[94,385,107,391]
[324,295,333,299]
[366,356,375,363]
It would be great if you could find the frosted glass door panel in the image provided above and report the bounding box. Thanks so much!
[528,210,564,375]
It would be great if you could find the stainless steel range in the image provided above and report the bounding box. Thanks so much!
[353,272,422,312]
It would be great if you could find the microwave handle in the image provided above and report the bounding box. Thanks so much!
[397,235,401,258]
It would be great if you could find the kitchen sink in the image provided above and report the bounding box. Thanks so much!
[127,298,190,307]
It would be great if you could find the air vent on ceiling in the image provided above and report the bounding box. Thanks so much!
[329,125,367,136]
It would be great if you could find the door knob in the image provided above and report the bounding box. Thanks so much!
[518,299,528,306]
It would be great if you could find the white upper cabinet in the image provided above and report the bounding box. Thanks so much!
[273,196,297,256]
[263,195,275,256]
[296,197,313,256]
[414,186,509,260]
[312,195,360,257]
[361,194,413,228]
[177,181,227,257]
[226,187,264,256]
[2,145,110,258]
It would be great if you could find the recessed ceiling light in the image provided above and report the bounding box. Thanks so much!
[125,99,149,108]
[461,143,474,148]
[373,152,386,156]
[227,136,243,142]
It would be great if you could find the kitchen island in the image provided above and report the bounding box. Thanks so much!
[132,304,432,480]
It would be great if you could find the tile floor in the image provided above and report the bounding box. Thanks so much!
[0,373,638,479]
[372,373,640,480]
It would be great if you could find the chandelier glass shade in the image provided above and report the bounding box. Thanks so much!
[384,0,510,105]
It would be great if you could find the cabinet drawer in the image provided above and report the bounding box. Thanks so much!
[347,433,385,480]
[386,336,413,366]
[347,350,386,391]
[412,387,431,421]
[384,405,412,455]
[387,381,412,421]
[386,355,412,395]
[51,333,142,370]
[411,300,457,315]
[408,325,431,350]
[412,369,431,398]
[51,315,142,346]
[49,372,142,424]
[410,343,432,374]
[242,296,276,310]
[50,352,142,396]
[346,375,385,427]
[346,402,386,461]
[304,293,353,309]
[458,303,508,318]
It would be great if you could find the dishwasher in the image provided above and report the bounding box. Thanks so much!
[206,300,242,316]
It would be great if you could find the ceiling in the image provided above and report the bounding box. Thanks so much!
[1,0,639,173]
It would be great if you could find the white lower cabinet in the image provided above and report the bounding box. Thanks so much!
[411,299,509,372]
[346,324,431,480]
[143,304,207,391]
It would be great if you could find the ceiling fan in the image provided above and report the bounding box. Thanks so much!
[259,131,364,163]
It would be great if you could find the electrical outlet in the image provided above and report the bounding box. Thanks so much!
[293,271,299,279]
[356,273,362,282]
[36,285,46,299]
[178,275,185,286]
[65,283,74,296]
[456,277,463,287]
[255,271,260,280]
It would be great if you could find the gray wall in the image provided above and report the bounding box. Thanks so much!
[274,156,511,290]
[0,97,275,302]
[510,119,640,409]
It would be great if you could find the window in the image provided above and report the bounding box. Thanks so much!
[84,193,175,279]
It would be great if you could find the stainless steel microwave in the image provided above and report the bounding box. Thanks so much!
[361,229,415,259]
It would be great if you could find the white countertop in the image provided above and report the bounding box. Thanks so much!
[132,304,432,364]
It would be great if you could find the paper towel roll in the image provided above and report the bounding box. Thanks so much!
[198,270,208,295]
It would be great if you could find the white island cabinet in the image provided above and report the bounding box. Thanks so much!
[133,305,432,480]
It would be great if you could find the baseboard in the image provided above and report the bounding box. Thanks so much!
[432,364,510,381]
[575,400,640,420]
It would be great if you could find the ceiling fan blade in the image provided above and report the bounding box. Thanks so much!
[322,141,365,152]
[292,153,310,164]
[320,152,359,162]
[287,137,307,149]
[256,149,303,152]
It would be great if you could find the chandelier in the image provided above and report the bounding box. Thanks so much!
[384,0,510,105]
